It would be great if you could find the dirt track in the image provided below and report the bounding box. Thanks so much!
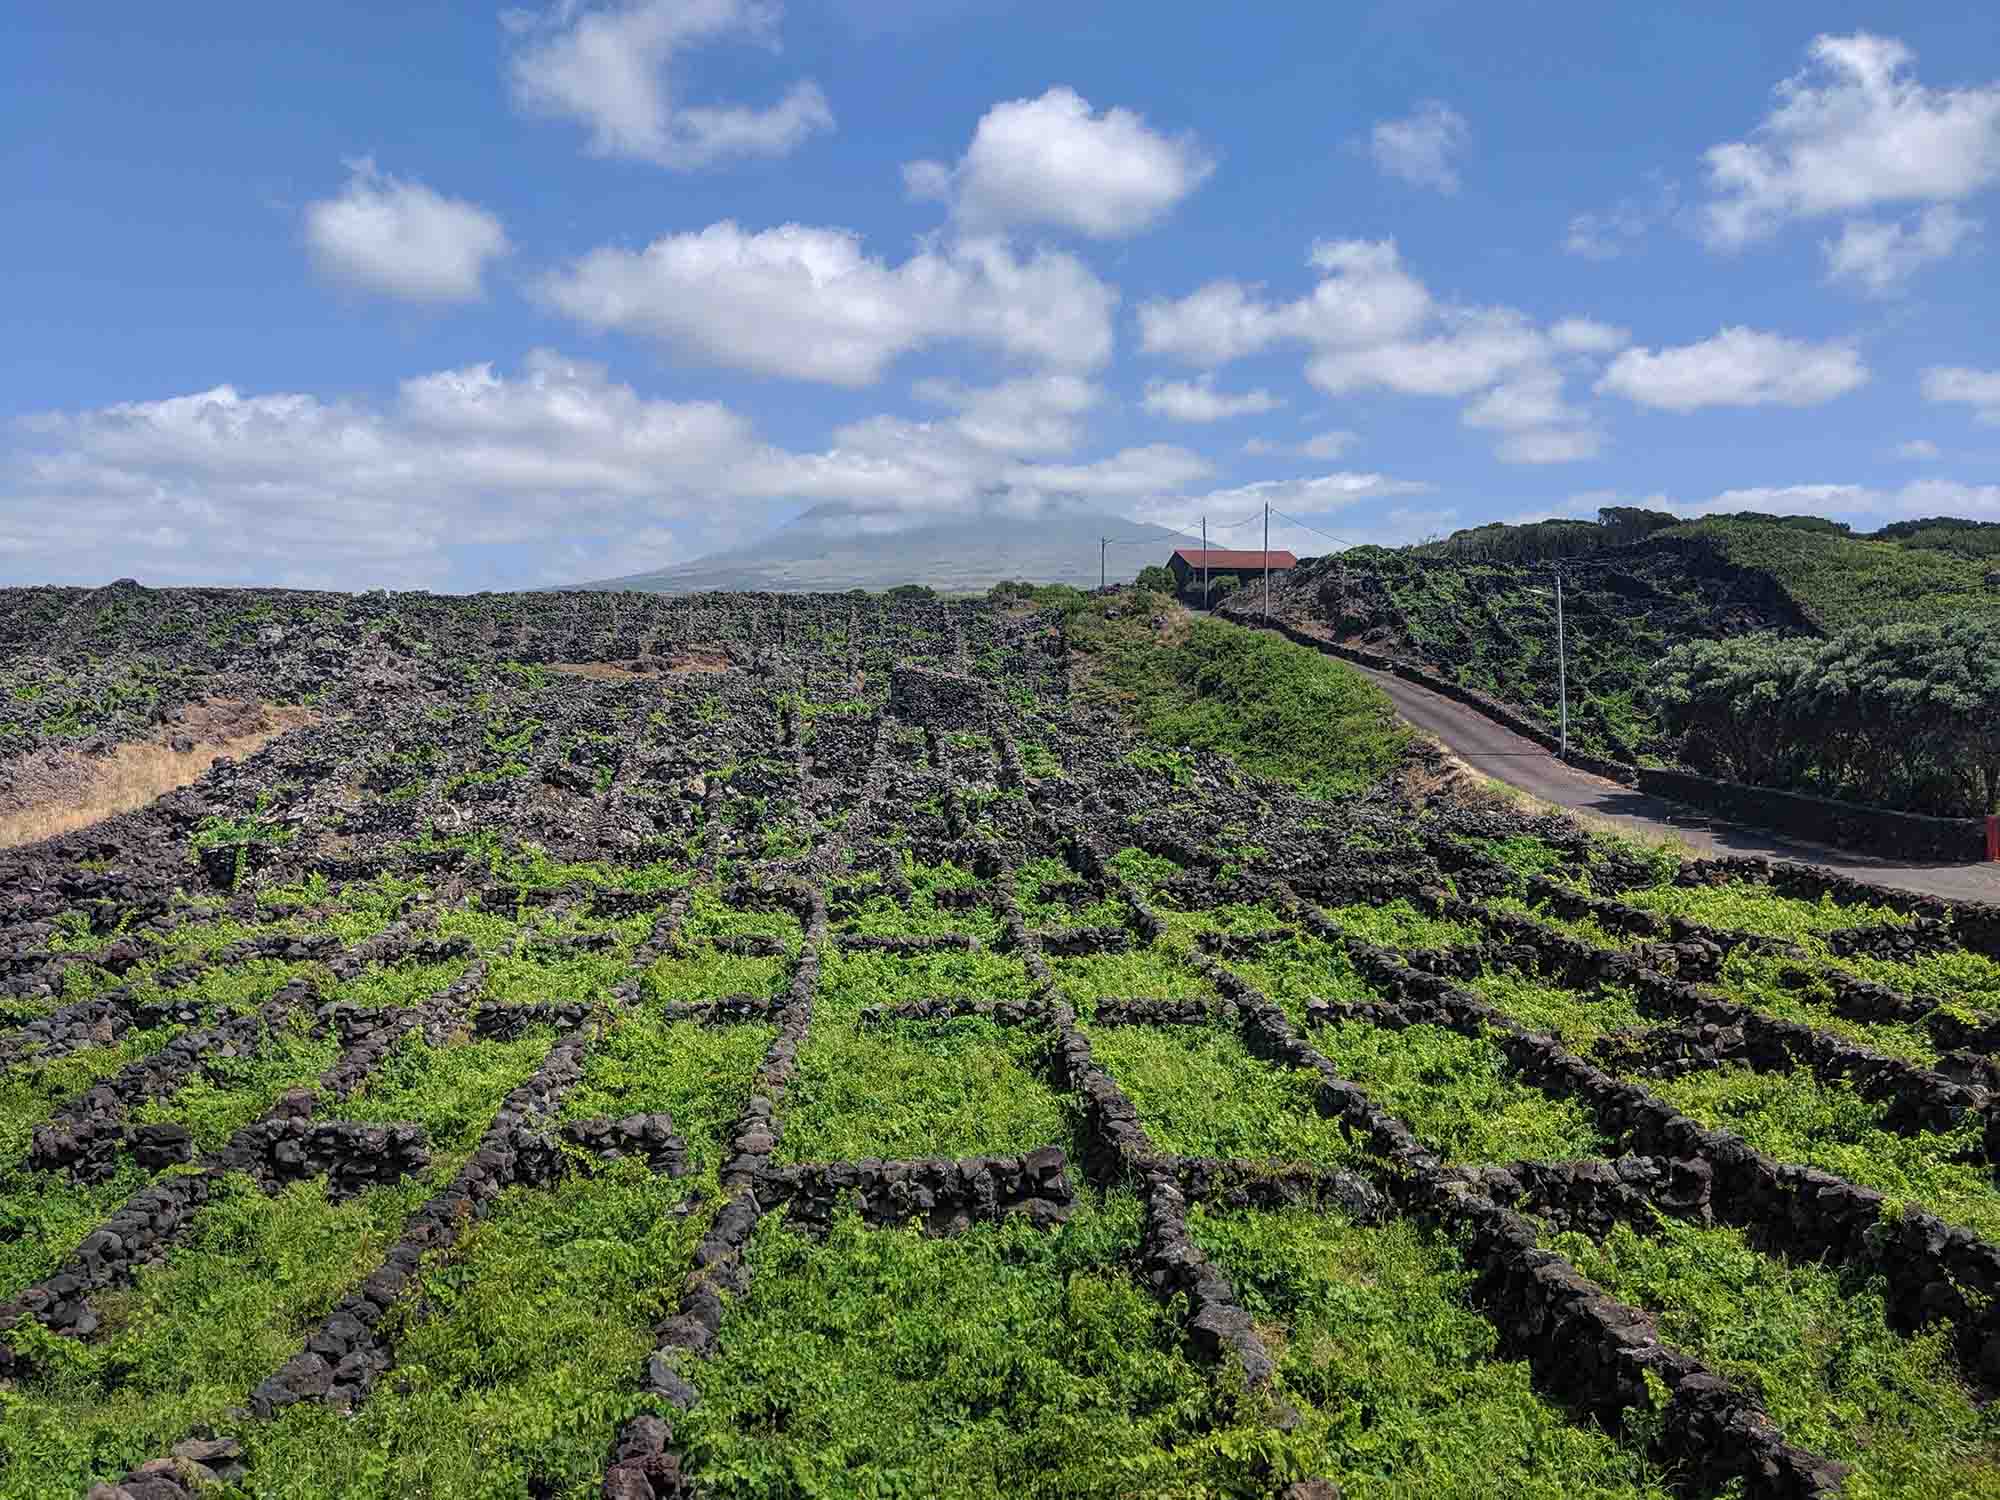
[1355,663,2000,904]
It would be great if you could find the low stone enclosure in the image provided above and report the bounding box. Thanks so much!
[5,588,2000,1496]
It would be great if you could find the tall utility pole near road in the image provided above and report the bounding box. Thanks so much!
[1262,503,1271,620]
[1100,537,1107,592]
[1201,515,1209,606]
[1555,568,1568,758]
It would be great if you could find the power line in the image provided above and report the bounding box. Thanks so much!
[1269,508,1365,550]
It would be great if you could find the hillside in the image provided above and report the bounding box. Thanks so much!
[573,504,1193,595]
[1227,511,2000,768]
[7,585,2000,1497]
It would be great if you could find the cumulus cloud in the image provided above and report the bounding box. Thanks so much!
[1141,240,1616,462]
[504,0,832,169]
[910,372,1101,455]
[539,221,1116,384]
[2,352,761,586]
[1368,101,1470,193]
[302,160,509,303]
[1701,32,2000,281]
[1122,474,1446,555]
[1136,239,1432,365]
[1550,318,1632,354]
[903,86,1212,237]
[1823,204,1979,293]
[1141,377,1282,423]
[1922,365,2000,424]
[1597,327,1868,411]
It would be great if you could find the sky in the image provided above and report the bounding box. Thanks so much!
[5,1,2000,592]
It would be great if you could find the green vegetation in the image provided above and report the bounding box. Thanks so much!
[1551,1217,2000,1498]
[782,1016,1071,1162]
[1310,1019,1609,1165]
[0,1170,434,1497]
[1644,1066,2000,1241]
[242,1166,709,1500]
[1651,617,2000,815]
[1085,1024,1364,1166]
[682,1198,1327,1498]
[1070,600,1407,797]
[1192,1207,1673,1497]
[815,948,1032,1017]
[1272,510,2000,794]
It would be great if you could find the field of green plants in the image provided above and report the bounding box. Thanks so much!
[4,587,2000,1499]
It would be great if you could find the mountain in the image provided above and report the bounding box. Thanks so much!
[570,505,1203,595]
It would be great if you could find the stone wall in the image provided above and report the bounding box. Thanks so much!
[1257,617,1988,863]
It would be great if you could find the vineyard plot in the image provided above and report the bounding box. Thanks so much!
[0,590,1997,1497]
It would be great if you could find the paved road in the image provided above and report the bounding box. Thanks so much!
[1354,663,2000,905]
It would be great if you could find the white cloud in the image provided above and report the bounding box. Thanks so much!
[904,86,1212,238]
[1922,365,2000,424]
[3,352,760,586]
[302,160,509,303]
[1648,477,2000,523]
[1369,101,1470,193]
[1142,242,1610,462]
[1141,377,1282,423]
[1597,327,1868,411]
[540,221,1116,384]
[1702,33,2000,252]
[1305,306,1547,399]
[1496,429,1605,464]
[1550,317,1631,354]
[910,372,1101,455]
[1137,239,1431,365]
[1242,431,1356,460]
[1563,177,1681,260]
[1896,438,1941,459]
[504,0,832,169]
[1122,474,1443,554]
[1823,204,1978,293]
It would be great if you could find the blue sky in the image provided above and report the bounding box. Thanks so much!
[6,1,1999,590]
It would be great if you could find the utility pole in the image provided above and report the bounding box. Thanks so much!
[1263,503,1270,620]
[1555,568,1568,758]
[1100,537,1107,592]
[1201,515,1209,609]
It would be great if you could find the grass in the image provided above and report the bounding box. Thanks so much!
[641,947,790,1005]
[0,1167,436,1497]
[1610,882,1907,938]
[1643,1066,2000,1242]
[1191,1206,1672,1498]
[1464,972,1649,1049]
[814,948,1032,1018]
[559,1017,777,1172]
[1069,599,1408,798]
[1550,1216,2000,1499]
[1309,1019,1610,1166]
[681,1196,1341,1498]
[781,1016,1072,1163]
[1084,1023,1365,1167]
[210,1165,708,1500]
[1047,943,1218,1013]
[341,1030,556,1152]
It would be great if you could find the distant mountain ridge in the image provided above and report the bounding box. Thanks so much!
[571,505,1202,594]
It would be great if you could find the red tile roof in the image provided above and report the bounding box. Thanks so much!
[1169,548,1298,569]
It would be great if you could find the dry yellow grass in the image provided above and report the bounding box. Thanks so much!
[0,705,315,849]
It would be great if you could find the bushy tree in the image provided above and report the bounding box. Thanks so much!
[1649,618,2000,814]
[1133,564,1175,593]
